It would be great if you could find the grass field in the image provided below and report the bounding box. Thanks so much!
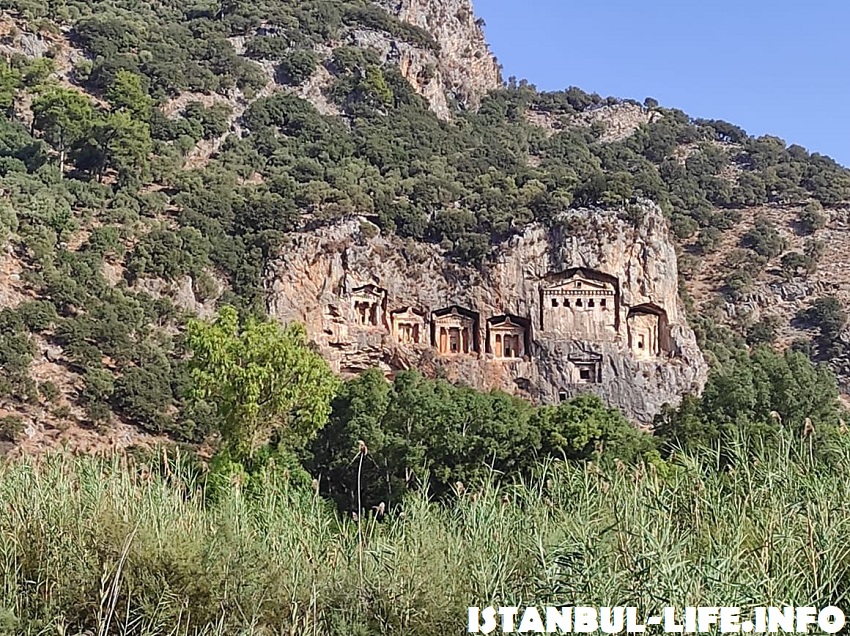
[1,431,849,635]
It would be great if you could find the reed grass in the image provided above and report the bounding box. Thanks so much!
[1,430,849,634]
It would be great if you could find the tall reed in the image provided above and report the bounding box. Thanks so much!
[0,429,849,634]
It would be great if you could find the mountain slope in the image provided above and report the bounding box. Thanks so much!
[1,0,849,451]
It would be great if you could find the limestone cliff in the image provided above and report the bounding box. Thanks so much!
[366,0,502,116]
[266,203,708,424]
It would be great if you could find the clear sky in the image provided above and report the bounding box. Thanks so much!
[474,0,850,167]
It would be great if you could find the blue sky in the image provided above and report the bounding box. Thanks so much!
[474,0,850,167]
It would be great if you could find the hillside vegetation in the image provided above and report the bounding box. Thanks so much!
[0,0,850,439]
[1,2,850,447]
[2,3,850,633]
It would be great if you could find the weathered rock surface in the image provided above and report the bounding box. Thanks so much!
[572,103,660,143]
[346,28,451,118]
[266,203,708,424]
[526,103,659,142]
[133,274,223,320]
[368,0,502,116]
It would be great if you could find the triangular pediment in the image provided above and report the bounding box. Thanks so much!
[489,315,526,330]
[434,311,473,323]
[543,277,611,293]
[351,284,385,299]
[391,307,423,321]
[490,321,522,331]
[433,305,478,322]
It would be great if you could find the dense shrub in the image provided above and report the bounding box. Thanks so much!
[183,102,232,140]
[742,216,785,258]
[0,309,36,400]
[308,369,657,510]
[0,415,24,441]
[797,296,847,359]
[655,346,843,459]
[780,251,814,279]
[276,50,320,86]
[798,201,827,235]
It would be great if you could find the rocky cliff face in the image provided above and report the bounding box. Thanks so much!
[266,203,708,424]
[368,0,502,116]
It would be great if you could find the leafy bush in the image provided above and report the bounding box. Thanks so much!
[15,300,57,332]
[0,415,24,441]
[245,35,295,60]
[695,227,722,254]
[746,315,780,345]
[0,309,36,400]
[309,369,657,510]
[798,201,826,235]
[742,216,785,258]
[277,50,320,86]
[780,251,814,279]
[127,226,211,280]
[183,102,232,140]
[797,296,847,358]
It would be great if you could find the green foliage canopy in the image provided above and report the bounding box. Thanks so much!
[309,369,658,509]
[186,306,339,457]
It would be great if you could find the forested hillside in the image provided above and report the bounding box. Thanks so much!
[5,2,850,633]
[1,0,850,451]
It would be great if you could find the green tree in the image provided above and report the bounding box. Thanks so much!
[746,316,780,345]
[801,296,846,340]
[797,201,826,235]
[0,62,21,113]
[277,50,319,86]
[106,69,154,120]
[31,87,96,170]
[695,227,722,254]
[804,237,825,266]
[88,111,153,181]
[533,393,659,464]
[0,310,35,401]
[742,216,785,258]
[183,102,232,139]
[185,306,339,458]
[780,251,812,279]
[361,65,393,107]
[22,58,55,87]
[798,296,847,358]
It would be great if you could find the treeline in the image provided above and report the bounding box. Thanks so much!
[168,309,847,516]
[311,345,846,511]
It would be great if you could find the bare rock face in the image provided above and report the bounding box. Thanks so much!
[369,0,502,114]
[266,203,708,424]
[347,28,452,119]
[571,103,660,143]
[526,103,661,144]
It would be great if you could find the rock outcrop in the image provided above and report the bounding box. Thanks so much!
[368,0,502,116]
[527,102,659,143]
[266,203,708,424]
